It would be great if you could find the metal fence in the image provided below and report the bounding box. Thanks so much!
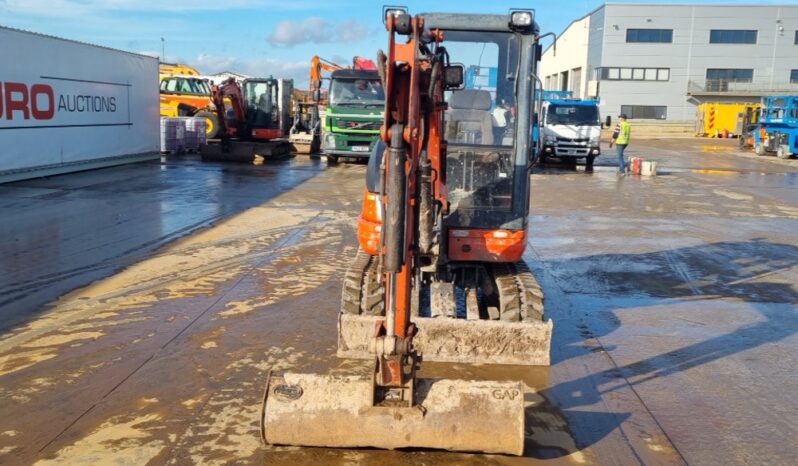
[688,80,798,95]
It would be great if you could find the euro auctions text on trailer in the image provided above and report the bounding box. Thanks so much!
[0,81,121,123]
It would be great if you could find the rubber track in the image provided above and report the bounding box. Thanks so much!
[488,261,545,322]
[492,263,522,322]
[340,249,385,316]
[342,251,543,323]
[513,261,545,322]
[340,249,371,315]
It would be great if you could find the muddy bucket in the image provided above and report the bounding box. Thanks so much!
[338,314,553,366]
[262,372,525,455]
[289,133,315,154]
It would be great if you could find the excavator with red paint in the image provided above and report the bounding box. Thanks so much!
[201,76,293,162]
[262,8,551,455]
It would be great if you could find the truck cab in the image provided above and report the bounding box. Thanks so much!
[322,69,384,162]
[539,93,601,169]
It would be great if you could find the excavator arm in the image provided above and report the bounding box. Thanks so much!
[209,77,247,140]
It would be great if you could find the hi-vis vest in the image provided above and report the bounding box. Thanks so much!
[616,121,631,145]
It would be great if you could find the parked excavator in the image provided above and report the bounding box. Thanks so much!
[201,76,293,162]
[262,8,551,455]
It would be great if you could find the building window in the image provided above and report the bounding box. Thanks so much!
[706,68,754,91]
[621,105,667,120]
[795,30,798,44]
[709,29,757,44]
[571,67,582,98]
[597,67,670,82]
[791,70,798,84]
[626,28,673,43]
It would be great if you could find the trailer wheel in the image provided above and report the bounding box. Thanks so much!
[754,143,765,156]
[196,111,220,139]
[327,155,339,164]
[777,145,792,159]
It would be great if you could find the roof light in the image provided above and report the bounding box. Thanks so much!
[510,10,534,29]
[383,5,408,24]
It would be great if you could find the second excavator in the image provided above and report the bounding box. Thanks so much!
[262,8,552,455]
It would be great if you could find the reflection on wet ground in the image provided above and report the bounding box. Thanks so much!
[0,138,796,465]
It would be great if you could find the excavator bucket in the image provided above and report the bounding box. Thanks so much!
[338,314,552,366]
[200,140,292,163]
[288,133,315,155]
[261,372,525,455]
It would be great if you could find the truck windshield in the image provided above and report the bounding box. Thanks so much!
[329,78,384,107]
[547,104,599,126]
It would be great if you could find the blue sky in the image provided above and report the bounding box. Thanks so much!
[1,0,793,86]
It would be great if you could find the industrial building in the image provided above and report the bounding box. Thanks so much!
[540,3,798,122]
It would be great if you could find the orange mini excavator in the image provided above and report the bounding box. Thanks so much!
[263,8,551,455]
[201,77,293,162]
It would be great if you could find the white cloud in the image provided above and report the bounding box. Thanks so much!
[337,19,369,43]
[268,16,371,47]
[195,53,239,72]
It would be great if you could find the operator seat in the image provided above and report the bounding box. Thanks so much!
[445,89,494,145]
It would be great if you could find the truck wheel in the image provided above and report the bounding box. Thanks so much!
[538,152,548,165]
[754,143,765,156]
[777,145,792,159]
[310,135,321,155]
[565,158,578,170]
[585,155,596,172]
[196,111,220,139]
[327,155,339,164]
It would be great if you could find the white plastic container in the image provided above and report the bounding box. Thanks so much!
[641,160,658,176]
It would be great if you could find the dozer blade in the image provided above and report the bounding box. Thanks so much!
[201,140,292,163]
[262,372,525,455]
[338,314,553,366]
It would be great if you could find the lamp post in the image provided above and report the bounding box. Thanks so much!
[161,37,165,62]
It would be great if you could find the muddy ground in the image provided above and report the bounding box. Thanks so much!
[0,138,796,465]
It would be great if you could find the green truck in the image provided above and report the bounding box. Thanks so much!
[322,69,384,163]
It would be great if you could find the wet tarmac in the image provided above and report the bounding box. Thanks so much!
[0,139,796,465]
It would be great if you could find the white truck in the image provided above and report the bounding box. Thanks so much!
[539,93,602,170]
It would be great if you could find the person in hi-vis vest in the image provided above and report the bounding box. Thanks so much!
[608,114,631,174]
